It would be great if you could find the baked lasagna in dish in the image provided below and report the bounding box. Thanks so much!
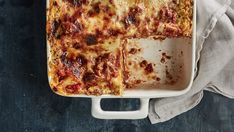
[47,0,193,96]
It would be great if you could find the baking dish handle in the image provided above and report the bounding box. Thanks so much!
[91,98,149,119]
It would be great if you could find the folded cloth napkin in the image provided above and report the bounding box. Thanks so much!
[149,0,234,124]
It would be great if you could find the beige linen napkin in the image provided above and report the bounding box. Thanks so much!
[149,0,234,124]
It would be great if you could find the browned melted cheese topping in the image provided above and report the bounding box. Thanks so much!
[47,0,193,96]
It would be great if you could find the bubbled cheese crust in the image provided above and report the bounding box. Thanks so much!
[46,0,193,96]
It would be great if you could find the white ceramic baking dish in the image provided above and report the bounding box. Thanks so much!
[47,0,196,119]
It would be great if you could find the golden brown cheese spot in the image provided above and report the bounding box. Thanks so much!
[85,34,98,45]
[140,60,148,68]
[65,83,81,94]
[123,6,142,28]
[62,20,83,34]
[163,24,182,37]
[144,63,154,74]
[57,68,73,82]
[88,2,101,17]
[156,77,161,81]
[94,53,119,80]
[60,53,73,67]
[57,69,67,81]
[158,7,177,23]
[65,0,88,7]
[76,55,87,67]
[53,87,58,92]
[89,87,103,95]
[73,43,82,49]
[88,2,114,18]
[135,80,142,84]
[52,1,58,6]
[51,20,64,39]
[83,72,96,82]
[59,52,87,79]
[129,48,138,54]
[107,29,122,37]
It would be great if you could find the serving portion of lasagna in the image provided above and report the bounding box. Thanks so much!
[47,0,193,96]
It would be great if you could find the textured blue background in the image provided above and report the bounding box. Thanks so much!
[0,0,234,131]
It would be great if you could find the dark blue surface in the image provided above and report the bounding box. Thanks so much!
[0,0,234,132]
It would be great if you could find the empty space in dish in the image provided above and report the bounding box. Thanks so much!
[123,37,193,97]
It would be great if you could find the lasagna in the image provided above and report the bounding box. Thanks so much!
[47,0,193,96]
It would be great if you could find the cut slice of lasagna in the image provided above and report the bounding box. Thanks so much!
[47,0,193,96]
[48,38,124,95]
